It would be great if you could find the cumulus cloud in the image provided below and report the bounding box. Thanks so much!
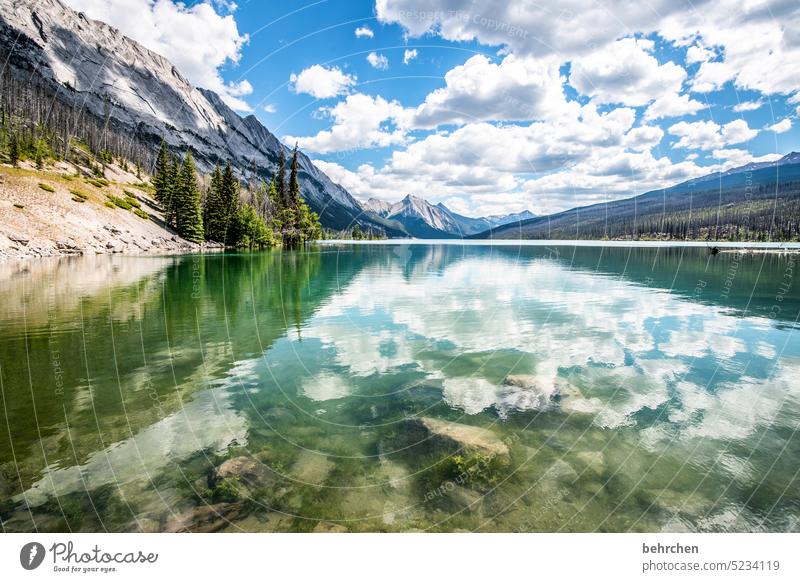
[569,38,688,107]
[768,119,792,133]
[64,0,252,111]
[644,93,706,121]
[284,93,410,153]
[732,100,763,113]
[411,54,569,128]
[354,26,374,38]
[403,48,418,64]
[669,119,758,150]
[376,0,684,59]
[623,125,665,151]
[662,0,800,95]
[311,103,711,216]
[367,51,390,70]
[289,65,356,99]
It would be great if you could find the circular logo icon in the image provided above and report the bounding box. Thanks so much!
[20,542,46,570]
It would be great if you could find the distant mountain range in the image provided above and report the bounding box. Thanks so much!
[361,195,535,238]
[474,152,800,241]
[0,0,405,236]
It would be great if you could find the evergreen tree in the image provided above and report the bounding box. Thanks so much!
[219,162,240,245]
[203,165,225,242]
[289,143,300,208]
[153,141,170,205]
[174,151,204,242]
[9,132,18,166]
[34,138,45,169]
[165,153,180,228]
[229,203,273,249]
[276,149,287,206]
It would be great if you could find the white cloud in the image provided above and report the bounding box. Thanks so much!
[768,119,792,133]
[732,100,763,113]
[644,93,705,121]
[64,0,252,111]
[411,54,569,128]
[354,26,374,38]
[403,48,418,64]
[623,125,665,151]
[569,38,688,107]
[690,61,735,93]
[284,93,409,153]
[685,43,716,64]
[712,148,782,168]
[289,65,356,99]
[263,103,276,114]
[669,119,758,150]
[376,0,683,59]
[378,0,800,97]
[662,1,800,96]
[312,103,711,216]
[367,52,389,70]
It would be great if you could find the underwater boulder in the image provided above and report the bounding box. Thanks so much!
[411,417,510,457]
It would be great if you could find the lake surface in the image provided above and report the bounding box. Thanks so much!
[1,243,799,532]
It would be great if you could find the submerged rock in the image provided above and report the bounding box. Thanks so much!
[411,417,509,457]
[212,456,276,497]
[574,451,606,477]
[289,450,334,485]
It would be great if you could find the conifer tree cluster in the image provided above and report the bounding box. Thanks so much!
[151,140,320,248]
[152,142,204,242]
[269,145,322,247]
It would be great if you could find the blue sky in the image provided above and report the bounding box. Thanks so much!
[66,0,800,217]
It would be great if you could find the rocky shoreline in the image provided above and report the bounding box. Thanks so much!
[1,227,225,260]
[0,162,226,261]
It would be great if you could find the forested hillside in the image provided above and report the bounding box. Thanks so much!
[476,159,800,241]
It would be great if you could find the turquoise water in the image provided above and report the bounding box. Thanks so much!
[0,243,799,532]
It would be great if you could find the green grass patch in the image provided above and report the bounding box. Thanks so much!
[105,194,133,210]
[69,188,89,200]
[133,208,150,220]
[123,193,141,208]
[87,178,110,188]
[104,201,116,209]
[38,182,56,192]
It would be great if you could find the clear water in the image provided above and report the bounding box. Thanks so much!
[0,244,798,532]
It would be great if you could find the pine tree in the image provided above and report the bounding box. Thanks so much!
[277,148,287,206]
[34,138,45,169]
[9,132,18,166]
[153,141,170,205]
[203,165,224,242]
[175,151,204,242]
[289,143,300,208]
[220,162,240,245]
[165,154,180,228]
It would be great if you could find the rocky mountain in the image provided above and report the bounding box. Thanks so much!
[361,195,536,238]
[474,152,800,240]
[362,198,394,216]
[0,0,403,235]
[485,210,537,226]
